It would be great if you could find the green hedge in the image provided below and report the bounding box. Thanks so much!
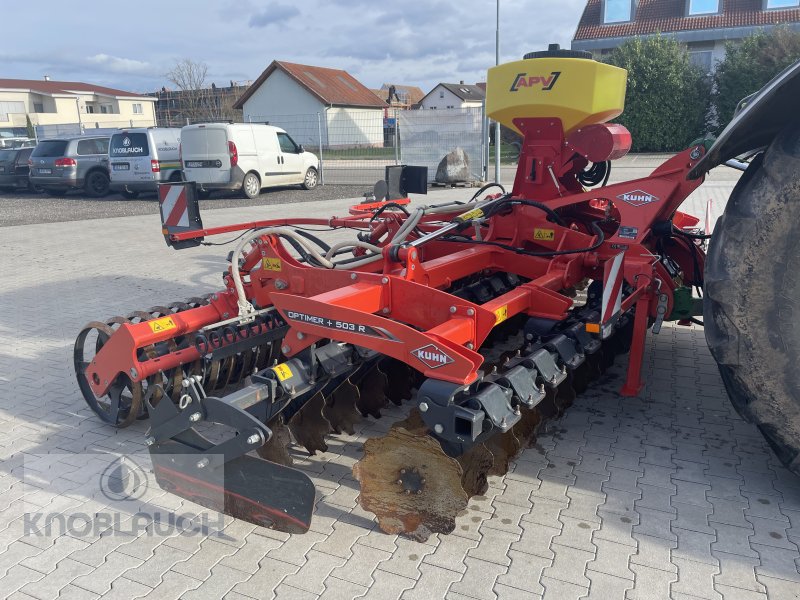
[713,26,800,130]
[604,36,711,153]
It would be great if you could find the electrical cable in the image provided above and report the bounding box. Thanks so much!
[576,161,609,187]
[201,229,255,246]
[469,182,506,202]
[672,225,712,240]
[485,198,566,226]
[442,220,606,257]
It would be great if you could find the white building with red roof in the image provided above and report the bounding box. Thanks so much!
[233,61,388,148]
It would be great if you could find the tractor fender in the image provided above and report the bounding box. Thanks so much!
[688,59,800,180]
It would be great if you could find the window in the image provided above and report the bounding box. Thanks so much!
[603,0,633,23]
[439,90,444,98]
[85,105,95,114]
[31,140,68,157]
[689,51,713,72]
[765,0,799,8]
[77,138,109,155]
[109,132,149,157]
[687,0,719,15]
[132,103,143,114]
[277,132,299,154]
[33,103,44,113]
[100,104,114,114]
[446,105,454,109]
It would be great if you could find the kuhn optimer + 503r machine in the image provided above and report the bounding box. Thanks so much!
[75,46,800,539]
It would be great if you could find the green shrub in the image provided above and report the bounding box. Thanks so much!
[713,26,800,130]
[605,35,711,152]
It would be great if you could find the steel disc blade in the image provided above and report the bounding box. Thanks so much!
[457,443,494,497]
[484,429,522,477]
[322,379,362,435]
[288,392,333,455]
[353,427,468,541]
[256,414,294,466]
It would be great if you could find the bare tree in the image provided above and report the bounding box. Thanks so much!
[165,59,214,124]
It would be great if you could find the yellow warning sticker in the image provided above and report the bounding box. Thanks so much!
[534,228,555,241]
[457,208,484,222]
[272,363,293,381]
[494,305,508,324]
[262,257,282,271]
[148,316,176,333]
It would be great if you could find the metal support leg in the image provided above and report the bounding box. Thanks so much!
[620,292,651,397]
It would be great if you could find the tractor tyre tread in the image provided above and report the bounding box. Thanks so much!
[704,122,800,474]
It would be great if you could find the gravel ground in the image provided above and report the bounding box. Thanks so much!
[0,184,372,227]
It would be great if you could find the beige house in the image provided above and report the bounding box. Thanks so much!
[0,79,156,135]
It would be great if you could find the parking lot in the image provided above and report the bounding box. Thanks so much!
[1,160,799,599]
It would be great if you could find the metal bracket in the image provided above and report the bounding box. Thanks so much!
[652,293,669,334]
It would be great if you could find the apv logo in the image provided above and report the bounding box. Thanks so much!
[617,190,660,207]
[411,344,455,369]
[510,71,561,92]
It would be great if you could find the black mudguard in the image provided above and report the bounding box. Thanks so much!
[688,59,800,180]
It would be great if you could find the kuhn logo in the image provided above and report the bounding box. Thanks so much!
[617,190,660,207]
[412,344,455,369]
[510,71,561,92]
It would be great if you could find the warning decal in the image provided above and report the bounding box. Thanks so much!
[148,316,176,333]
[272,363,293,381]
[494,305,509,324]
[534,228,555,241]
[262,257,282,271]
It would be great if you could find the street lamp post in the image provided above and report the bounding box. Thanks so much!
[494,0,501,184]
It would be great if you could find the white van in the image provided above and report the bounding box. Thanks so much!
[108,128,182,198]
[180,123,319,198]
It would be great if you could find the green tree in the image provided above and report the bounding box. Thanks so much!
[713,26,800,130]
[605,35,711,152]
[25,114,35,139]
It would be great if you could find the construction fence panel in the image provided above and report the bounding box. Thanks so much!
[249,110,398,186]
[34,119,157,140]
[399,107,485,184]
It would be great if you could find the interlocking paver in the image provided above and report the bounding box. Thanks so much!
[449,557,507,600]
[586,570,634,599]
[627,563,678,599]
[71,550,143,595]
[495,549,548,596]
[378,537,437,579]
[122,543,192,587]
[671,557,722,600]
[317,576,367,599]
[542,543,593,588]
[751,543,800,583]
[282,549,347,595]
[589,537,636,580]
[230,556,300,598]
[540,575,588,599]
[365,569,416,599]
[423,531,477,573]
[18,557,93,600]
[137,570,202,599]
[401,563,463,600]
[712,551,767,593]
[329,542,391,587]
[181,563,250,600]
[756,575,800,600]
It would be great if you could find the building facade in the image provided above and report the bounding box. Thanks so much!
[418,83,485,110]
[572,0,800,72]
[233,61,387,148]
[148,82,248,127]
[0,79,156,136]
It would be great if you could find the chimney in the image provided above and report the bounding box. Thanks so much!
[43,75,50,81]
[459,80,464,85]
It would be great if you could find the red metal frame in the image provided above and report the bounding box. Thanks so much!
[86,117,709,399]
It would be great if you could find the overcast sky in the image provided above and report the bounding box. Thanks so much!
[2,1,588,94]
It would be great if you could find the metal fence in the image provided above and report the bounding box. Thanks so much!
[247,107,485,186]
[34,119,156,140]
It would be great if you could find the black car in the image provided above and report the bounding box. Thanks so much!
[0,146,39,192]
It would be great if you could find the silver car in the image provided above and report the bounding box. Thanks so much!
[28,136,111,197]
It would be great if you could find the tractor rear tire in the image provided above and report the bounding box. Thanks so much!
[704,120,800,475]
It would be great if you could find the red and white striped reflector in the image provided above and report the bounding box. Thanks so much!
[601,251,625,325]
[159,184,189,228]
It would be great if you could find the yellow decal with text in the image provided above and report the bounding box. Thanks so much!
[262,257,282,271]
[457,208,484,222]
[148,316,176,333]
[534,228,555,241]
[494,305,508,324]
[272,363,293,381]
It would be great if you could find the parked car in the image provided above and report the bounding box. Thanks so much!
[28,136,111,197]
[0,147,40,192]
[108,128,183,199]
[0,136,35,149]
[180,123,319,199]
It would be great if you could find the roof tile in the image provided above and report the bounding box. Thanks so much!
[0,79,149,98]
[574,0,800,40]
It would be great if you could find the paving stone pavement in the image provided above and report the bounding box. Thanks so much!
[1,184,800,599]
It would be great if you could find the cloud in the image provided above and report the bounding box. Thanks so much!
[248,4,300,27]
[86,54,152,75]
